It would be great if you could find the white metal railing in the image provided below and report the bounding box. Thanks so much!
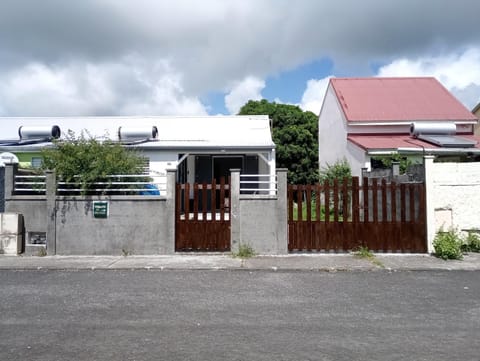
[240,174,277,195]
[14,175,47,195]
[57,174,167,196]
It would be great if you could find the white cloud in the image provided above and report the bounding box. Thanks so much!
[224,76,265,114]
[299,76,333,115]
[0,58,207,116]
[378,48,480,109]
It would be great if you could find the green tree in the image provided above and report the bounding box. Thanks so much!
[41,131,145,191]
[239,99,318,184]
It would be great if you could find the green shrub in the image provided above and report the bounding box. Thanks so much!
[461,232,480,252]
[433,229,463,260]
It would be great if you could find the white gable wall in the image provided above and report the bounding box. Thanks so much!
[318,85,350,171]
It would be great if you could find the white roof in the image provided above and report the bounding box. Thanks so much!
[0,115,274,150]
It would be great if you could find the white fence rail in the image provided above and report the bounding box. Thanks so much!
[57,174,166,196]
[240,174,277,196]
[14,175,47,195]
[13,174,166,196]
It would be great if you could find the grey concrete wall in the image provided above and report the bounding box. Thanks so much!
[55,197,171,255]
[232,169,288,255]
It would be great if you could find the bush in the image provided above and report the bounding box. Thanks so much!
[433,229,463,260]
[461,232,480,253]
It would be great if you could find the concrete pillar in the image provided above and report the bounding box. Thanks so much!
[165,168,176,254]
[275,168,289,254]
[230,169,240,253]
[424,155,435,253]
[45,170,57,255]
[4,163,17,200]
[392,162,400,177]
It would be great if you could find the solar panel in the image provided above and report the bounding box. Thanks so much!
[418,135,477,148]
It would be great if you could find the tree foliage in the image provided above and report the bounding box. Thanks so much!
[238,99,318,184]
[41,131,145,190]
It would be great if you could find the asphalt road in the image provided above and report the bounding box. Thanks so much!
[0,270,479,361]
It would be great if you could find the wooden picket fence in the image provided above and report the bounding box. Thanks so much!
[288,177,427,253]
[175,178,231,252]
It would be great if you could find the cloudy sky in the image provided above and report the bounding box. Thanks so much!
[1,0,479,117]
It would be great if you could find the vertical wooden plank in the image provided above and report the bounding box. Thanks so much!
[210,179,217,251]
[175,183,181,251]
[391,181,397,223]
[193,183,199,221]
[400,184,406,222]
[306,185,312,222]
[333,179,339,222]
[351,177,360,251]
[390,181,397,252]
[315,185,321,223]
[220,177,225,222]
[381,179,387,223]
[352,177,360,223]
[363,177,369,224]
[297,185,303,222]
[418,183,427,252]
[372,178,378,223]
[288,185,293,250]
[324,180,330,224]
[342,177,349,221]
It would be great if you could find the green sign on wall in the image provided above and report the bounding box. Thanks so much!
[93,201,109,218]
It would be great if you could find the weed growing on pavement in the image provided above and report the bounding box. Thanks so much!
[232,244,256,259]
[353,246,384,268]
[37,248,47,257]
[433,228,463,260]
[121,248,131,257]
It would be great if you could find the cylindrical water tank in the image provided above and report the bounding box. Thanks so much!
[18,125,61,140]
[410,122,456,138]
[118,126,158,140]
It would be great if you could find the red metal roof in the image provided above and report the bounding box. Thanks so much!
[330,77,478,122]
[348,134,480,151]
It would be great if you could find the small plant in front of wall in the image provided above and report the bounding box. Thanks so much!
[232,243,256,259]
[37,248,47,257]
[433,228,463,260]
[461,231,480,253]
[121,248,131,257]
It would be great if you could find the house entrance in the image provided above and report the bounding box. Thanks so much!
[175,178,231,252]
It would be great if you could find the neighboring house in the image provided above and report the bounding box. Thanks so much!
[318,77,480,177]
[473,102,480,136]
[0,116,276,186]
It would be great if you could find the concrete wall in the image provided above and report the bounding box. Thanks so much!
[55,197,171,255]
[425,157,480,252]
[231,169,288,255]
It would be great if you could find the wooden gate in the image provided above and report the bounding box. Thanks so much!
[175,179,231,252]
[288,177,427,253]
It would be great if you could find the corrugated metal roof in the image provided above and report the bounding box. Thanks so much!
[331,77,478,123]
[348,134,480,151]
[0,115,275,149]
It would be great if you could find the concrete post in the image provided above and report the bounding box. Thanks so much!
[392,162,400,177]
[165,168,177,254]
[4,163,17,200]
[45,170,57,255]
[275,168,289,254]
[230,169,241,253]
[424,155,435,253]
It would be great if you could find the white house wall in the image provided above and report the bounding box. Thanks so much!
[430,161,480,233]
[346,142,369,177]
[319,85,350,170]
